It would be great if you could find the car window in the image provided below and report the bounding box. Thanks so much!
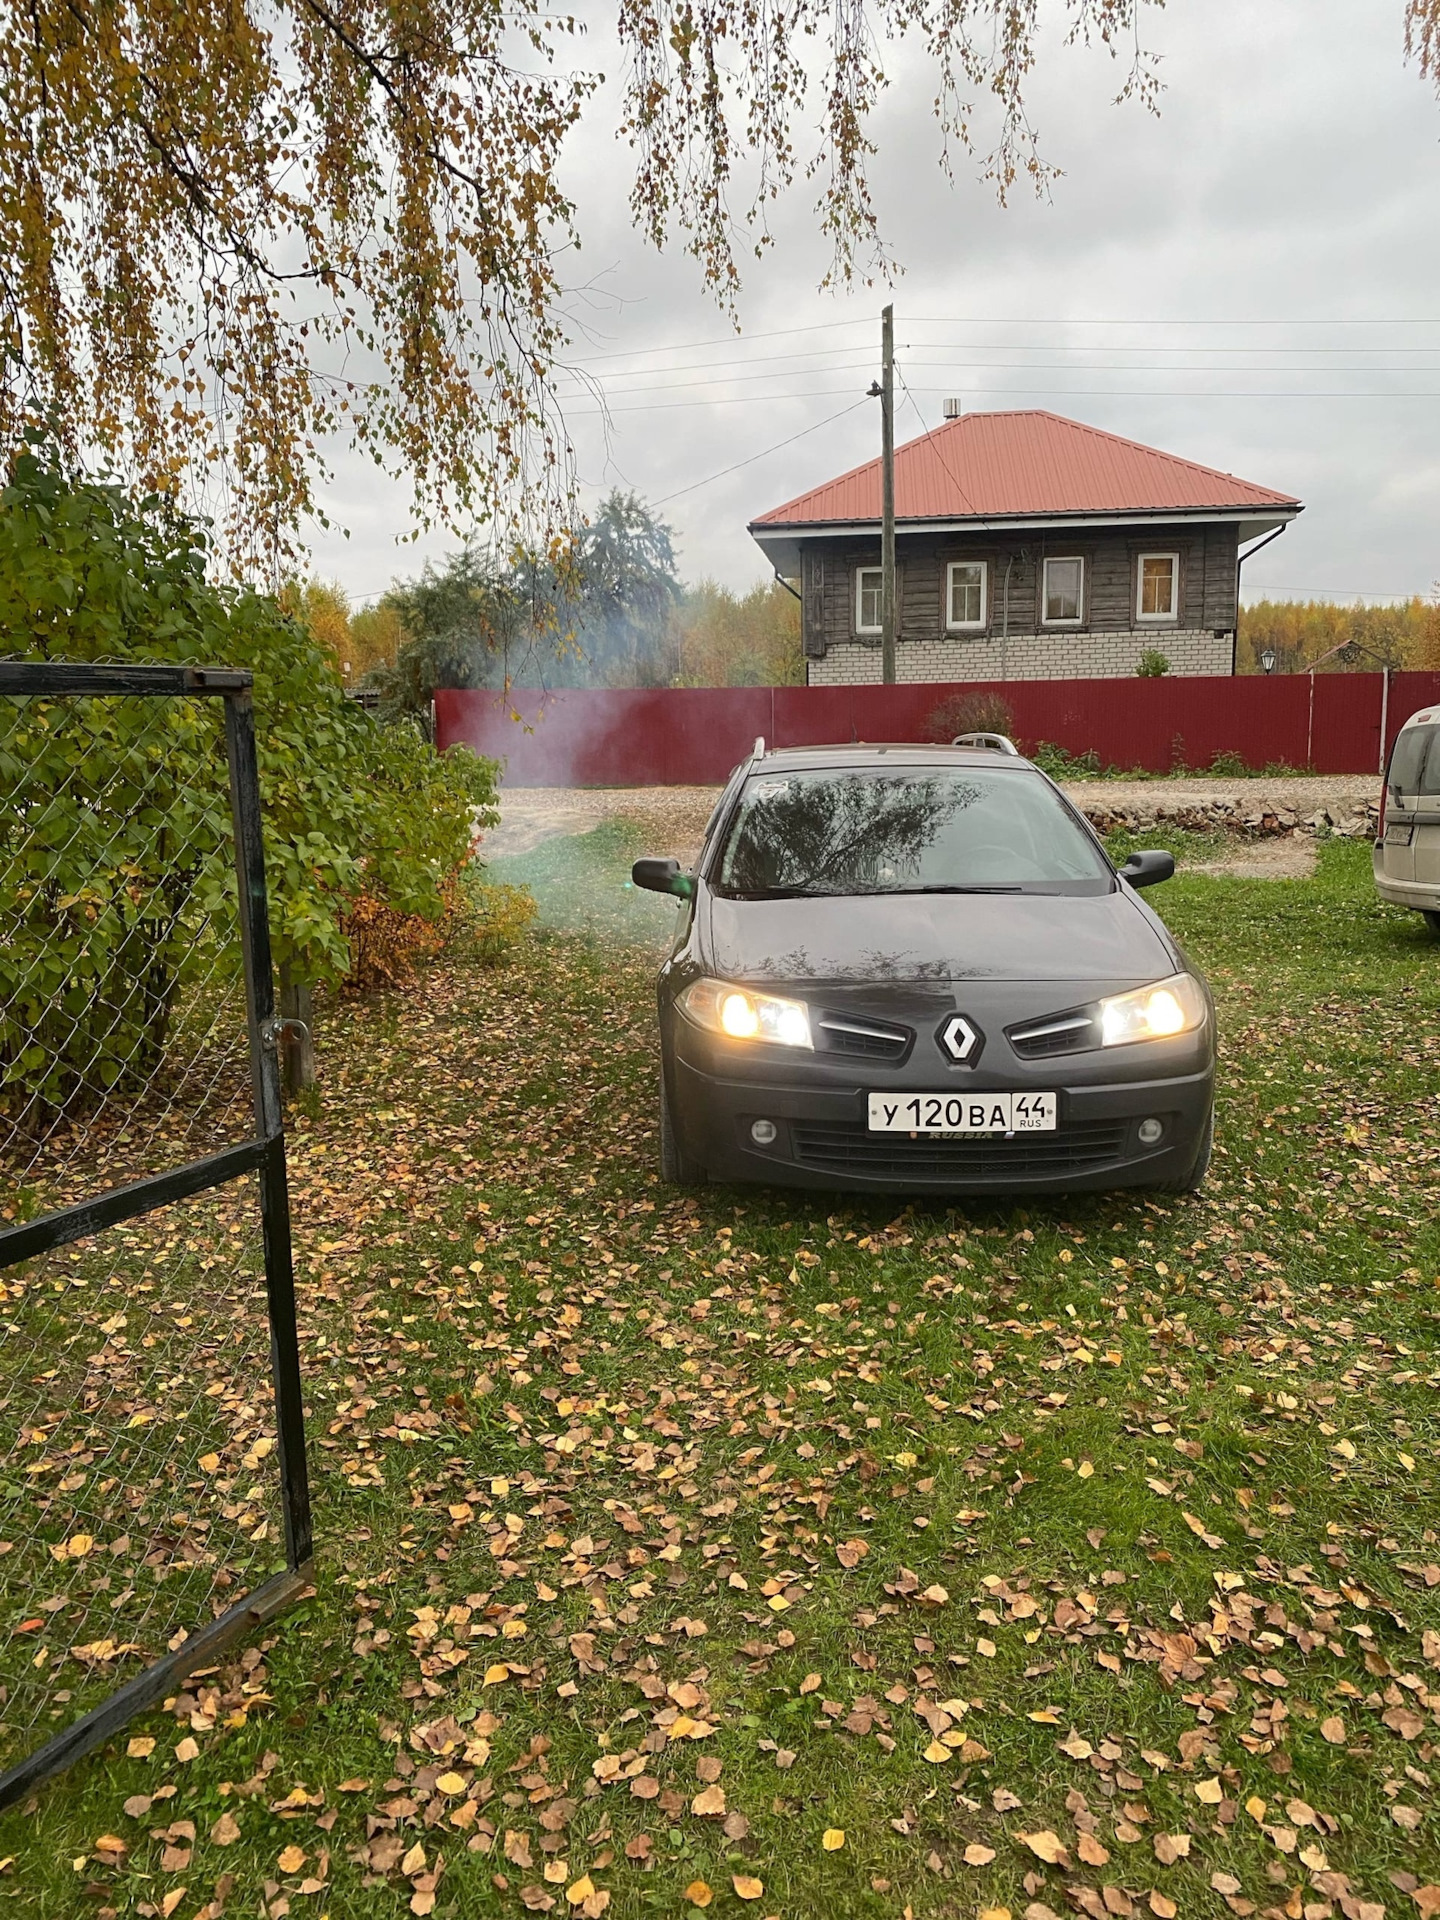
[714,766,1113,897]
[1389,725,1437,795]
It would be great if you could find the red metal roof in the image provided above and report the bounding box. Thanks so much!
[749,409,1299,527]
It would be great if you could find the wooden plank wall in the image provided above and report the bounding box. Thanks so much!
[802,525,1242,649]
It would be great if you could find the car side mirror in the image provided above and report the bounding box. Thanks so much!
[1118,849,1176,889]
[632,857,694,899]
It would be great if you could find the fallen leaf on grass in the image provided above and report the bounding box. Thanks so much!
[822,1829,845,1851]
[1182,1512,1224,1550]
[278,1845,306,1873]
[211,1812,240,1846]
[684,1882,713,1908]
[1153,1834,1191,1865]
[1077,1832,1110,1866]
[732,1875,765,1900]
[1018,1831,1070,1866]
[1320,1716,1346,1745]
[691,1785,726,1817]
[964,1844,997,1866]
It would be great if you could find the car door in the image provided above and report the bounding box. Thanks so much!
[1381,724,1433,886]
[1411,724,1440,889]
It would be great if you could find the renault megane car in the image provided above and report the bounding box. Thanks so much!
[631,739,1214,1195]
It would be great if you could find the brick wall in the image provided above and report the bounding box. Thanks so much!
[807,628,1234,686]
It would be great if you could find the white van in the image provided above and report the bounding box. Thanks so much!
[1374,706,1440,935]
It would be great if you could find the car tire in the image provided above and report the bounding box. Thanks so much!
[1160,1105,1213,1194]
[1422,910,1440,938]
[659,1071,706,1186]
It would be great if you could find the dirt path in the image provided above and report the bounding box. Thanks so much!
[483,775,1369,876]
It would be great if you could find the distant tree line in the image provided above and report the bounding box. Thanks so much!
[292,492,802,718]
[1238,598,1440,674]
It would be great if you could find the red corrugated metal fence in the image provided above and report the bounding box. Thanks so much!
[435,672,1440,786]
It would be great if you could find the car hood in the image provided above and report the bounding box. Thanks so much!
[703,888,1175,986]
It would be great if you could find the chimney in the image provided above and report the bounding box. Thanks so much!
[942,398,962,419]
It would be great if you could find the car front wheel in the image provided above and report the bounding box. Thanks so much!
[659,1071,706,1186]
[1422,909,1440,937]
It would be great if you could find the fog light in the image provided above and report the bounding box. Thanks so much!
[1138,1117,1165,1146]
[750,1119,778,1146]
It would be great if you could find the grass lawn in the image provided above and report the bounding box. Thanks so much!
[4,837,1440,1920]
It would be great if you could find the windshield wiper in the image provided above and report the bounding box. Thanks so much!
[887,884,1024,895]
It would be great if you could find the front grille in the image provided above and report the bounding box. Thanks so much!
[790,1119,1127,1181]
[1008,1014,1096,1059]
[815,1015,911,1061]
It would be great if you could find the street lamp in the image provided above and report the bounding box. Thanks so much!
[1259,648,1278,675]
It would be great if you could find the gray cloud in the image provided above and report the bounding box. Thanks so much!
[306,0,1440,606]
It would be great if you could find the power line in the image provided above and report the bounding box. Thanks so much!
[567,344,1440,381]
[558,357,1440,397]
[651,396,871,506]
[560,313,1440,369]
[559,384,1440,413]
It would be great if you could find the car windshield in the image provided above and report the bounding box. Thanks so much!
[714,765,1113,898]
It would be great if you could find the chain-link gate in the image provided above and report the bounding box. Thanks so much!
[0,661,312,1806]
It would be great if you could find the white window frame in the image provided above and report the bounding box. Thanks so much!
[945,560,988,631]
[1136,551,1180,623]
[1042,555,1085,628]
[855,566,883,635]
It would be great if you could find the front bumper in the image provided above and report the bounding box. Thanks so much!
[666,1020,1214,1194]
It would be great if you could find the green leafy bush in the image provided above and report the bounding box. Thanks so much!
[0,459,499,1122]
[1030,741,1105,780]
[1136,647,1172,677]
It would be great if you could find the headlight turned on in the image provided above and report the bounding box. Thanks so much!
[1098,972,1206,1047]
[680,978,813,1050]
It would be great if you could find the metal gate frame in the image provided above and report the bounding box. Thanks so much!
[0,661,313,1808]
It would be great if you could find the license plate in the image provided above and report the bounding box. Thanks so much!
[867,1091,1058,1134]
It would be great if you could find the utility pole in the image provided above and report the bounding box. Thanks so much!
[880,304,896,685]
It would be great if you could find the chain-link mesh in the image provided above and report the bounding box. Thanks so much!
[0,683,292,1782]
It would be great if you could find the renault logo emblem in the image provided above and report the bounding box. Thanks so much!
[939,1014,981,1063]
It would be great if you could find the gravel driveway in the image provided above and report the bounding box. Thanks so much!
[482,774,1377,876]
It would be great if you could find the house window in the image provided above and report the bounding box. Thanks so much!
[946,560,987,630]
[1043,556,1084,626]
[1137,552,1179,622]
[855,567,883,634]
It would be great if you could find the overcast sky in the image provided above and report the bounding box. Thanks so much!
[307,0,1440,606]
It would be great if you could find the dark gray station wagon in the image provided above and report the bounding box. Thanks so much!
[632,741,1215,1196]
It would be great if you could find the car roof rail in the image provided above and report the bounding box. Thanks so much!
[952,730,1021,756]
[753,735,766,758]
